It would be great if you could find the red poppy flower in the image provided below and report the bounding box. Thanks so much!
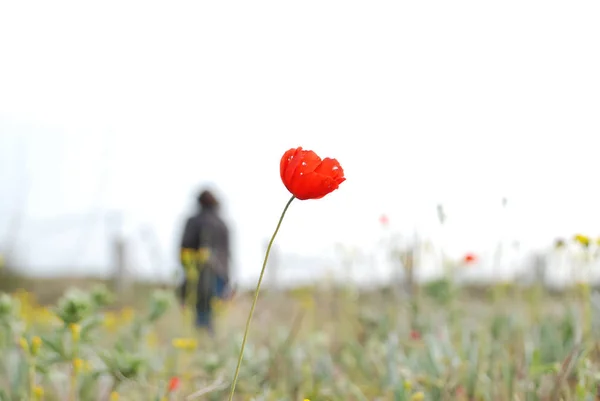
[168,377,180,392]
[455,385,466,397]
[463,253,477,264]
[379,214,389,226]
[280,147,345,200]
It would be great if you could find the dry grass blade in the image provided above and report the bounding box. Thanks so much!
[185,375,228,400]
[548,342,583,401]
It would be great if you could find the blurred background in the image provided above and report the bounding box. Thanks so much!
[3,2,600,400]
[1,0,599,290]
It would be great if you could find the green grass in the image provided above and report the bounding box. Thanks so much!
[0,274,599,401]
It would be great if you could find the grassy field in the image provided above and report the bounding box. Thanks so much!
[1,272,599,401]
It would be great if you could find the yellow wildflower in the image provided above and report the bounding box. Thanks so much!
[574,234,590,247]
[120,307,135,324]
[36,307,59,326]
[103,312,118,332]
[33,385,44,400]
[403,380,412,391]
[72,358,84,374]
[109,392,119,401]
[19,337,29,353]
[411,392,425,401]
[13,289,34,306]
[172,337,198,351]
[31,336,42,356]
[69,323,81,342]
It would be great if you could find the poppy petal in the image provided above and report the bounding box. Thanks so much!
[290,173,337,200]
[280,147,345,200]
[280,147,298,181]
[287,150,321,186]
[315,157,344,180]
[281,147,303,184]
[283,148,322,192]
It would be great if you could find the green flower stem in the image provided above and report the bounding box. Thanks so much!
[28,356,36,400]
[228,195,295,401]
[70,326,80,401]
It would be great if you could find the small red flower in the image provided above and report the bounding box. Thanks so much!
[168,377,180,392]
[463,253,477,264]
[410,330,421,340]
[280,147,345,200]
[379,214,389,226]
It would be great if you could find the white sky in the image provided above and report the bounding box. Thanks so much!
[1,1,599,284]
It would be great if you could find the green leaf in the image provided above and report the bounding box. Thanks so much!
[40,333,65,358]
[10,355,28,400]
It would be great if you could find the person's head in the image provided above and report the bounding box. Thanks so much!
[197,189,219,211]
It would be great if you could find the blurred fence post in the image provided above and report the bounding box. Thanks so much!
[532,252,548,286]
[401,248,416,298]
[112,235,128,295]
[108,211,128,296]
[139,225,166,286]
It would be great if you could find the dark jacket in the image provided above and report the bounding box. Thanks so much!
[178,208,230,304]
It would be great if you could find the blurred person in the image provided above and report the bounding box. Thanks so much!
[178,189,232,334]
